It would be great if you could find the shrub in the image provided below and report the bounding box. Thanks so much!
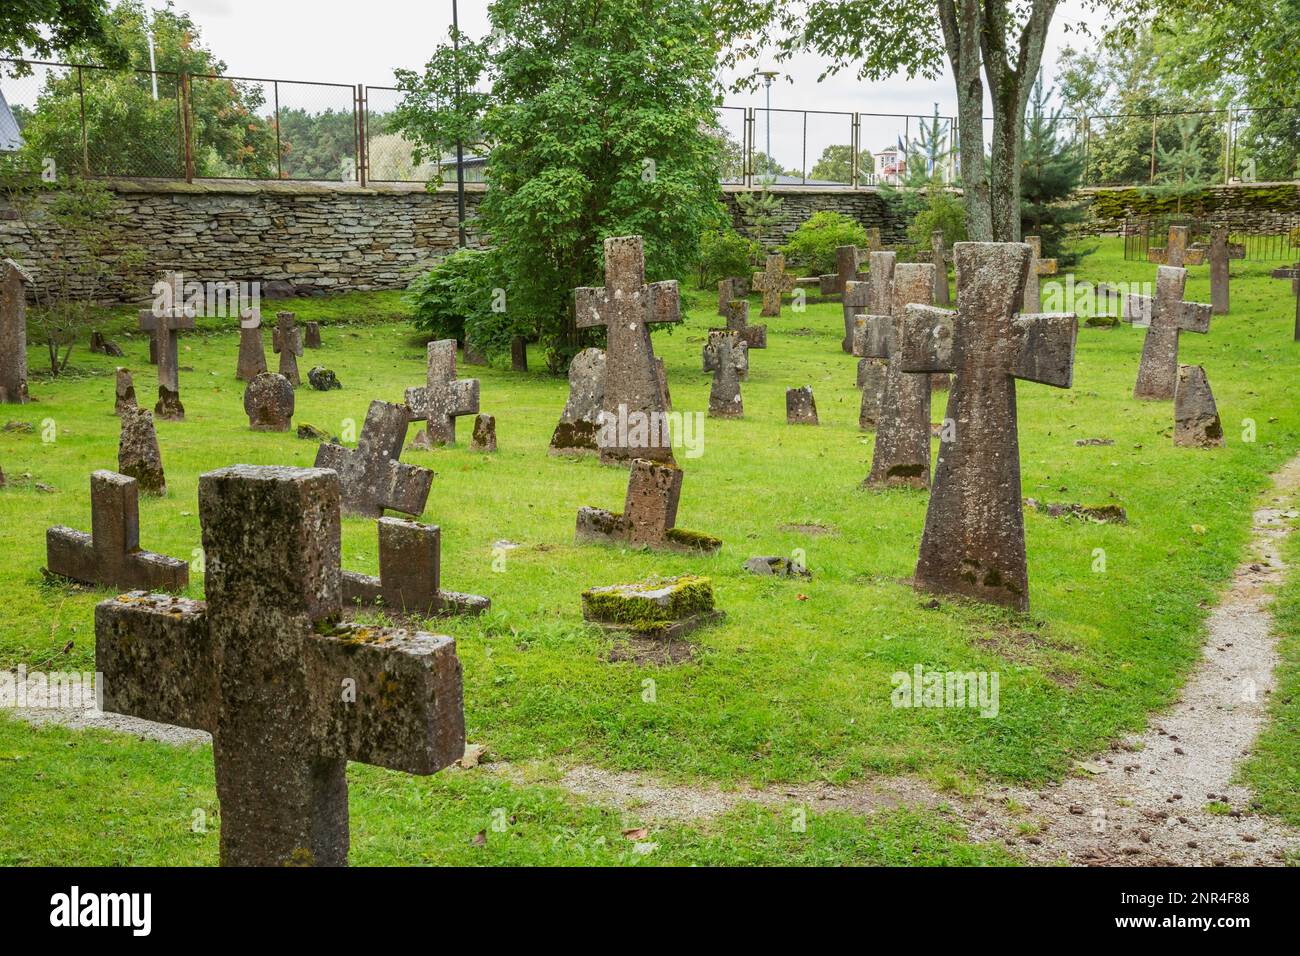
[780,211,867,275]
[405,248,514,358]
[697,228,760,289]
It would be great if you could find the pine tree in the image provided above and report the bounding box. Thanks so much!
[1020,78,1086,262]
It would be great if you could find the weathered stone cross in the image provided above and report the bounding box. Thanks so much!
[137,271,195,420]
[46,470,189,592]
[1123,265,1212,400]
[849,251,896,427]
[405,340,480,447]
[95,465,465,866]
[1209,224,1230,315]
[272,311,303,387]
[343,517,490,617]
[1166,225,1190,268]
[576,458,721,554]
[1273,263,1300,341]
[931,231,951,306]
[720,298,766,349]
[236,309,268,381]
[752,252,797,318]
[819,244,864,296]
[843,273,870,353]
[576,235,680,465]
[1021,236,1057,313]
[314,400,434,517]
[899,242,1078,611]
[856,262,936,489]
[1,258,32,404]
[703,330,748,418]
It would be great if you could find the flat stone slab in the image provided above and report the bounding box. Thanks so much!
[581,575,722,641]
[742,555,811,578]
[1024,499,1128,524]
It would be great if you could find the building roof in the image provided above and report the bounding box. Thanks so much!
[0,86,23,152]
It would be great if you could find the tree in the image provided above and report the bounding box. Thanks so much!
[1,0,122,62]
[393,0,727,370]
[1020,78,1085,260]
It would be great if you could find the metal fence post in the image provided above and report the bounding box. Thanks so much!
[76,66,89,174]
[273,80,282,180]
[181,72,194,182]
[851,112,860,188]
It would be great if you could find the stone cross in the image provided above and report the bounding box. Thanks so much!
[405,340,480,447]
[857,262,936,489]
[752,253,797,318]
[549,347,606,456]
[1021,236,1057,313]
[1,259,33,404]
[314,400,434,518]
[244,372,295,432]
[717,277,747,317]
[899,242,1078,611]
[865,227,883,253]
[1271,264,1300,341]
[1173,364,1224,448]
[1166,225,1190,268]
[931,231,951,306]
[95,465,465,866]
[137,271,194,421]
[305,322,322,349]
[721,298,766,349]
[343,517,490,617]
[842,275,870,353]
[1209,225,1230,315]
[272,311,303,387]
[850,251,896,427]
[237,312,268,381]
[575,458,720,554]
[703,330,748,418]
[576,235,680,465]
[819,245,864,297]
[46,470,189,592]
[1123,266,1212,400]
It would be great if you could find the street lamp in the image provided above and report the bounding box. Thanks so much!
[758,70,778,178]
[452,0,467,248]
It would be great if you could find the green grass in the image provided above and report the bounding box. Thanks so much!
[1,236,1298,864]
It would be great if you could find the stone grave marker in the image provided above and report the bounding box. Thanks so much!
[703,330,747,418]
[752,253,797,318]
[406,339,480,447]
[1174,364,1225,448]
[550,348,606,456]
[118,406,166,496]
[1167,225,1190,268]
[115,368,136,416]
[720,298,767,349]
[511,336,528,372]
[582,575,722,642]
[843,275,870,354]
[576,458,721,554]
[899,241,1078,611]
[576,236,680,465]
[850,251,896,425]
[308,366,342,391]
[244,372,295,432]
[137,271,194,421]
[786,385,818,425]
[717,277,747,317]
[343,516,489,617]
[1209,224,1230,315]
[470,413,497,453]
[305,322,322,349]
[932,231,951,306]
[90,330,125,357]
[1271,264,1300,340]
[818,245,865,296]
[46,470,188,591]
[237,314,268,381]
[1123,266,1212,400]
[272,311,303,387]
[94,465,465,866]
[1022,236,1057,313]
[1,259,32,405]
[314,400,434,518]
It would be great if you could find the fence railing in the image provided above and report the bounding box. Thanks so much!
[3,58,1298,189]
[1122,215,1300,262]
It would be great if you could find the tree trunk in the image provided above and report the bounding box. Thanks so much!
[939,0,994,241]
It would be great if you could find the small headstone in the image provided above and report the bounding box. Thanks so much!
[470,413,497,452]
[786,386,818,425]
[272,311,303,387]
[511,336,528,372]
[1123,266,1212,400]
[842,276,870,354]
[899,241,1078,611]
[45,470,188,591]
[244,372,295,432]
[932,231,951,306]
[703,330,747,418]
[1,259,33,404]
[576,236,680,465]
[115,367,137,416]
[95,465,465,866]
[313,400,433,518]
[307,366,342,391]
[297,423,330,442]
[304,322,322,349]
[752,253,797,318]
[406,340,480,447]
[1167,225,1190,268]
[137,271,193,421]
[721,298,767,349]
[1271,263,1300,341]
[118,406,166,496]
[1209,225,1230,315]
[236,317,268,381]
[576,458,721,554]
[90,330,125,357]
[549,348,606,456]
[717,277,748,317]
[581,575,722,641]
[1022,236,1057,313]
[343,517,490,617]
[865,227,883,253]
[1174,365,1225,448]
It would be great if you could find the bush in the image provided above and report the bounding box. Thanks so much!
[906,187,967,251]
[780,211,867,275]
[697,228,760,289]
[405,248,515,358]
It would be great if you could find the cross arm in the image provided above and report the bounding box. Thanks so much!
[1176,301,1212,334]
[95,593,217,733]
[851,314,892,359]
[450,379,480,417]
[403,386,430,420]
[381,460,435,517]
[647,280,682,325]
[897,304,957,374]
[1013,313,1078,388]
[1122,294,1154,326]
[574,287,608,329]
[305,625,465,774]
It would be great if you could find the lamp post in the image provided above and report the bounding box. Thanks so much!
[452,0,467,248]
[758,70,777,178]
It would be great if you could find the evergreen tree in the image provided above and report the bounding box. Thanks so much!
[1020,78,1086,262]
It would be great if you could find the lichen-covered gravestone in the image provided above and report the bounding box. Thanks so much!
[1209,225,1230,315]
[1174,365,1225,448]
[786,386,818,425]
[1,259,33,404]
[272,311,303,387]
[703,330,747,419]
[115,368,137,417]
[858,262,937,488]
[843,274,870,354]
[46,470,188,592]
[308,366,342,391]
[1166,225,1190,268]
[90,330,124,357]
[343,517,490,617]
[236,315,268,381]
[470,413,496,453]
[752,253,797,318]
[1021,236,1057,313]
[137,271,194,421]
[1123,266,1212,400]
[95,465,465,866]
[899,241,1078,611]
[576,458,721,554]
[511,336,528,373]
[576,236,680,465]
[717,277,747,317]
[850,251,897,427]
[243,372,295,432]
[305,322,322,349]
[314,400,434,518]
[549,348,606,456]
[931,231,951,306]
[406,340,480,448]
[118,406,167,496]
[582,575,722,641]
[819,245,864,296]
[721,298,767,349]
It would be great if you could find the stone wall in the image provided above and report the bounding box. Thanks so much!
[1080,182,1300,233]
[722,184,911,249]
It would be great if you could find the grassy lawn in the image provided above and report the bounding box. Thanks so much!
[1,237,1298,864]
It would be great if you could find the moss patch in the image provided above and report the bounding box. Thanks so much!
[581,575,716,632]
